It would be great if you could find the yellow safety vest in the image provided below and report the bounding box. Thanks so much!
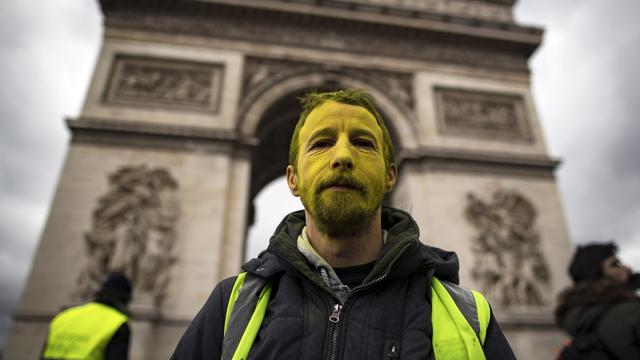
[222,273,490,360]
[43,302,128,360]
[431,277,490,359]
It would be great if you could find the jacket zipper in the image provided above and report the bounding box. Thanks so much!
[328,303,342,360]
[350,242,413,294]
[323,242,413,360]
[329,303,342,323]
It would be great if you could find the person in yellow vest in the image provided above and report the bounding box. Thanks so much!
[42,273,132,360]
[172,89,515,359]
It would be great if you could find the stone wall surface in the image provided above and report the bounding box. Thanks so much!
[340,0,515,22]
[503,328,567,359]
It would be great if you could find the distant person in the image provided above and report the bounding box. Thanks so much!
[555,242,640,359]
[42,273,132,360]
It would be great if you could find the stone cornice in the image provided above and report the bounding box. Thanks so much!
[100,0,541,41]
[67,118,258,154]
[470,0,516,4]
[191,0,528,30]
[99,0,541,72]
[399,147,561,178]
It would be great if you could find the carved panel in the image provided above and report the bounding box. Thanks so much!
[465,190,551,307]
[435,87,533,142]
[74,165,180,307]
[242,57,415,111]
[104,55,224,112]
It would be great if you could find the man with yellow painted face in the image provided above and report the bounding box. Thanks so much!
[172,89,515,360]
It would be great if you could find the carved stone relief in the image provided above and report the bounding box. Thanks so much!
[103,55,224,112]
[465,190,550,307]
[435,87,533,143]
[242,57,415,111]
[74,165,180,307]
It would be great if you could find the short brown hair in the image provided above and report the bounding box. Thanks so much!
[288,89,395,169]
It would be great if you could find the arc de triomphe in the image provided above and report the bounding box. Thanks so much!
[6,1,573,358]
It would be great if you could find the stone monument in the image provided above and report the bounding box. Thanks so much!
[5,0,573,358]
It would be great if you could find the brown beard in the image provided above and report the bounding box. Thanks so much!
[307,183,384,237]
[312,193,378,237]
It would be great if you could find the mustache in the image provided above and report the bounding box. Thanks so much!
[316,174,366,193]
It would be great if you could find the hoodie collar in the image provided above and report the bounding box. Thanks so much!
[245,207,461,290]
[296,226,389,304]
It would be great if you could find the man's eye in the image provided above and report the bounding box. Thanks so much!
[353,139,375,149]
[310,140,333,149]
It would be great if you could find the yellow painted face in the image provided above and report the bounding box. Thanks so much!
[286,100,397,235]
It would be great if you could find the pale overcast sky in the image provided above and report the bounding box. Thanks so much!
[1,0,639,349]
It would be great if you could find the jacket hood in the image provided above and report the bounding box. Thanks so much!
[242,207,460,287]
[555,279,636,335]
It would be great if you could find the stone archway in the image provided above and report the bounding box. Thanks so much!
[239,66,420,148]
[237,68,420,257]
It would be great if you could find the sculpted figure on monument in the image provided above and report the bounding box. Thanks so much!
[466,189,550,307]
[75,165,180,306]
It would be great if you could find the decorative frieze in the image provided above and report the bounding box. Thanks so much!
[103,55,224,113]
[74,165,180,308]
[435,87,533,142]
[242,56,415,111]
[465,190,551,308]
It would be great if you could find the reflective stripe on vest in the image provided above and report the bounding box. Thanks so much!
[222,273,490,360]
[43,302,128,360]
[431,277,490,360]
[222,272,272,360]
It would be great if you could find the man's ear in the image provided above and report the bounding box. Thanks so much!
[286,165,300,197]
[385,163,398,193]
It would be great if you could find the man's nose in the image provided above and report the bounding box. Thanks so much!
[330,139,354,170]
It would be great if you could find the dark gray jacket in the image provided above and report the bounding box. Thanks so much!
[556,280,640,359]
[172,207,515,359]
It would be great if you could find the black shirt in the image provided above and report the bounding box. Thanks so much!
[334,261,376,288]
